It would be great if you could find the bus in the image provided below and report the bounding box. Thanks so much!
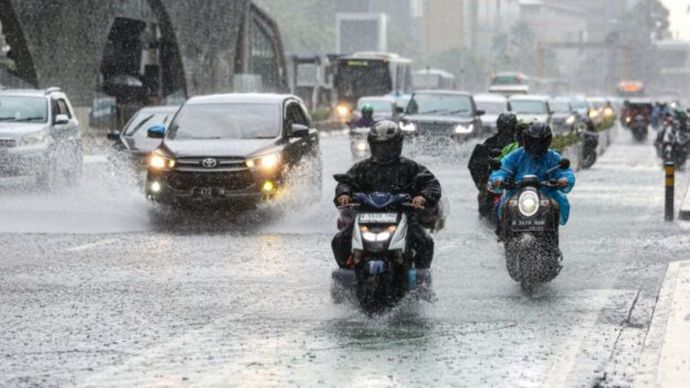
[333,52,413,120]
[413,68,456,90]
[489,72,531,96]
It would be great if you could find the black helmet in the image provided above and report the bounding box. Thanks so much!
[368,120,403,164]
[496,112,517,135]
[515,119,532,146]
[523,122,552,158]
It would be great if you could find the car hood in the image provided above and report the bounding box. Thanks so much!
[480,114,499,125]
[0,123,47,139]
[516,114,549,123]
[161,138,279,158]
[403,114,474,125]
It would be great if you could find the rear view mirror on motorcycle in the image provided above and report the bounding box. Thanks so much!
[489,158,502,171]
[559,158,571,170]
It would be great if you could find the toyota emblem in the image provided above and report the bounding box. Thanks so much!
[201,158,218,169]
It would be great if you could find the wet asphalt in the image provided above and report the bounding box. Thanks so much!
[0,127,688,387]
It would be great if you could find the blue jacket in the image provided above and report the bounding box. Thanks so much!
[489,148,575,225]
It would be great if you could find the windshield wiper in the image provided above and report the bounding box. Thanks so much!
[444,110,470,116]
[0,117,17,121]
[14,117,45,122]
[419,109,449,115]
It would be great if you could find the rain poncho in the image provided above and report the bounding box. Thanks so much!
[489,148,575,225]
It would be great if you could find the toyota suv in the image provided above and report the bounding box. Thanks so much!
[145,93,321,207]
[0,88,83,185]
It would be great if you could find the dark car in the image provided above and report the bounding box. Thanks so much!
[399,90,483,140]
[108,105,179,169]
[548,97,576,134]
[145,93,321,206]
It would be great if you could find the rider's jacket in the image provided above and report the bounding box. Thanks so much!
[350,116,377,129]
[489,148,575,225]
[335,156,442,207]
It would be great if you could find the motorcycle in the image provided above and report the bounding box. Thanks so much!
[629,114,649,142]
[330,186,433,313]
[492,159,571,291]
[658,119,690,167]
[573,120,599,169]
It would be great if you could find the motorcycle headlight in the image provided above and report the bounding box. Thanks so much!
[401,122,417,132]
[454,123,474,134]
[589,110,599,119]
[565,115,576,125]
[337,104,351,118]
[246,152,281,171]
[626,117,631,123]
[518,190,540,217]
[149,151,176,170]
[360,226,395,242]
[21,130,47,145]
[604,108,614,117]
[355,141,368,152]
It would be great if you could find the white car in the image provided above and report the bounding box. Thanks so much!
[474,93,510,135]
[509,95,553,127]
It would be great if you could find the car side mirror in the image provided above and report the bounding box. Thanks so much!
[147,124,166,139]
[54,114,69,125]
[489,158,502,171]
[476,109,486,116]
[106,132,120,141]
[560,158,571,169]
[290,123,310,138]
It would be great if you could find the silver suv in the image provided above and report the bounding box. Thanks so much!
[0,88,83,185]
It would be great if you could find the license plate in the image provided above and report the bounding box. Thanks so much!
[359,213,397,223]
[192,187,224,197]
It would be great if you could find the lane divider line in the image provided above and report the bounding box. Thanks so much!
[66,238,118,253]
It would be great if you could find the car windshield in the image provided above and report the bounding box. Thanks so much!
[549,101,571,113]
[571,100,588,110]
[406,94,473,116]
[168,103,280,140]
[475,100,507,115]
[0,96,48,123]
[357,100,392,114]
[123,111,175,138]
[511,100,547,114]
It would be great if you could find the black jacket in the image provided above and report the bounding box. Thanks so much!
[335,157,442,206]
[468,133,514,190]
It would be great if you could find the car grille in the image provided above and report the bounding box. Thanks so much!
[0,138,17,148]
[167,170,255,191]
[416,122,454,135]
[175,157,246,171]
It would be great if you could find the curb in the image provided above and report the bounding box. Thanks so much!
[635,261,690,387]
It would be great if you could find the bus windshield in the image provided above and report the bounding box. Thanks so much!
[335,60,392,102]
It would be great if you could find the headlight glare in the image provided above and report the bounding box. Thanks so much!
[246,152,281,170]
[518,191,540,217]
[454,123,474,134]
[149,153,175,169]
[401,122,417,132]
[566,116,576,125]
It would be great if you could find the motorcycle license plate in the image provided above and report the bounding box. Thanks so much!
[359,213,397,223]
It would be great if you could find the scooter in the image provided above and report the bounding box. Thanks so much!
[659,120,690,168]
[492,159,571,291]
[331,186,432,314]
[573,121,599,169]
[630,114,649,142]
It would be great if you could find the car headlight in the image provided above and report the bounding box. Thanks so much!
[454,123,474,134]
[21,130,47,145]
[149,152,176,170]
[246,152,281,171]
[401,122,417,132]
[337,104,351,118]
[518,190,540,217]
[603,108,614,117]
[589,110,599,119]
[565,115,576,125]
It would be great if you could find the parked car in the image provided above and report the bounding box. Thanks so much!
[145,94,321,208]
[0,87,83,185]
[108,105,179,170]
[474,93,510,135]
[400,90,484,140]
[509,95,553,127]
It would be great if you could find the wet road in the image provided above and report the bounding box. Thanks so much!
[1,128,688,387]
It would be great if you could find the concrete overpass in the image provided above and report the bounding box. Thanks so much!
[0,0,287,129]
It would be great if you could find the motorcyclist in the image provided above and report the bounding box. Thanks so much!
[332,120,442,271]
[349,104,376,129]
[499,118,531,157]
[468,112,518,217]
[490,122,575,227]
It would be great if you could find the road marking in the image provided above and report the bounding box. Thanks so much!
[66,238,118,253]
[635,260,690,388]
[540,294,611,388]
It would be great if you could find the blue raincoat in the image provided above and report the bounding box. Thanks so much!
[489,148,575,225]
